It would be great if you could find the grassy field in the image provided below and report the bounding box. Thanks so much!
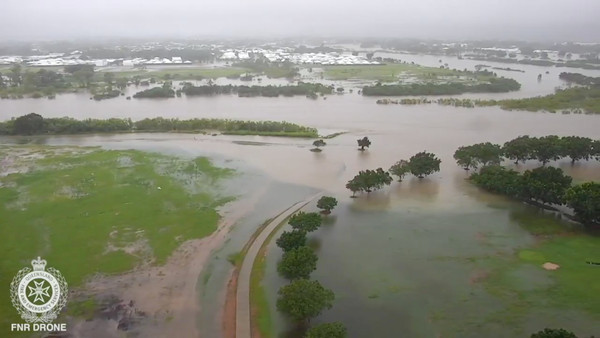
[0,146,234,330]
[96,67,250,81]
[482,215,600,333]
[321,63,464,82]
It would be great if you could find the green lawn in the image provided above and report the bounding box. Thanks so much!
[321,63,462,82]
[483,233,600,330]
[0,146,234,331]
[97,67,249,80]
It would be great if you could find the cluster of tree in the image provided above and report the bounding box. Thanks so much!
[346,152,441,196]
[0,65,72,98]
[467,56,600,70]
[373,85,600,114]
[180,82,332,97]
[498,86,600,114]
[454,136,600,170]
[375,98,432,105]
[471,166,599,227]
[274,199,345,337]
[558,72,600,86]
[362,77,520,96]
[0,113,318,137]
[132,82,175,98]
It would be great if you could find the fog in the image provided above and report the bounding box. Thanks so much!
[2,0,600,41]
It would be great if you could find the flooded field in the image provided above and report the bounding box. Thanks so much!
[1,56,599,337]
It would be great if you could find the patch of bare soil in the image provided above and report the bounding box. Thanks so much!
[542,262,560,270]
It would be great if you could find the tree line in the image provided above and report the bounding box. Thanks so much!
[346,142,442,197]
[180,82,332,98]
[454,136,600,170]
[454,136,600,228]
[274,197,347,338]
[362,77,521,96]
[0,113,318,138]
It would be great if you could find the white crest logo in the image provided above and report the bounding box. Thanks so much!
[10,257,69,323]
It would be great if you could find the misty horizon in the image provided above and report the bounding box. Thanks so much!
[2,0,600,43]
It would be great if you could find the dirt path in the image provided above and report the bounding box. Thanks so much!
[235,193,321,338]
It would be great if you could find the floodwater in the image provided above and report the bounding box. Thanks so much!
[1,57,600,337]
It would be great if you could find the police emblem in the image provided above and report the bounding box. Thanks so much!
[10,257,68,323]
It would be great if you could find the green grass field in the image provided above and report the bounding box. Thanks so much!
[0,146,234,330]
[483,231,600,331]
[321,63,464,82]
[96,67,250,81]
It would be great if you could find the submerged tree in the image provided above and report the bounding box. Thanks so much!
[288,212,323,232]
[346,168,392,195]
[276,230,307,252]
[453,146,479,170]
[565,182,600,226]
[316,196,338,214]
[357,136,371,151]
[389,160,411,180]
[311,139,327,152]
[531,136,562,165]
[503,135,534,164]
[408,151,441,178]
[276,279,334,323]
[521,167,572,205]
[306,322,347,338]
[560,136,593,164]
[277,246,318,280]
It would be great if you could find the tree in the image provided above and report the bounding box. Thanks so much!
[73,69,94,88]
[561,136,593,164]
[277,246,318,280]
[389,160,411,180]
[103,72,114,85]
[531,136,562,165]
[116,78,128,91]
[470,165,523,197]
[503,135,534,164]
[408,151,441,178]
[276,279,334,323]
[521,167,572,205]
[0,72,5,88]
[312,139,326,152]
[306,322,347,338]
[593,140,600,161]
[346,168,392,194]
[13,113,45,135]
[471,142,504,166]
[316,196,338,214]
[345,180,360,197]
[530,328,578,338]
[453,146,478,170]
[9,64,22,86]
[357,136,371,151]
[565,182,600,226]
[276,230,307,252]
[289,212,323,232]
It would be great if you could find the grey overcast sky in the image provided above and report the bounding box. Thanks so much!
[2,0,600,41]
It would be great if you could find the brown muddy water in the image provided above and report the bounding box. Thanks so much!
[1,62,599,337]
